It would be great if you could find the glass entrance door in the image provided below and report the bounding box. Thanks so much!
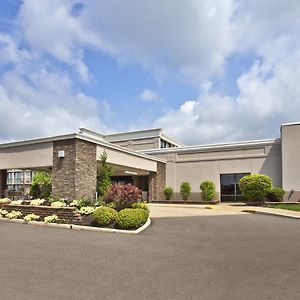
[220,173,250,202]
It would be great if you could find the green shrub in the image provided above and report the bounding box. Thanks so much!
[180,182,191,201]
[97,151,113,198]
[29,171,52,199]
[115,208,149,230]
[239,174,272,202]
[163,187,173,200]
[92,207,117,226]
[131,202,149,212]
[70,197,93,208]
[200,181,216,201]
[267,187,285,202]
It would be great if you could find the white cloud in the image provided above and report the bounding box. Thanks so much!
[17,0,102,81]
[157,44,300,144]
[139,89,160,102]
[0,66,109,142]
[18,0,235,84]
[155,0,300,144]
[1,0,300,145]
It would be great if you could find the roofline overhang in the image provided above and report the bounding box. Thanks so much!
[141,138,280,155]
[0,132,166,164]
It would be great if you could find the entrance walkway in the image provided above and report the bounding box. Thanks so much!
[149,203,246,218]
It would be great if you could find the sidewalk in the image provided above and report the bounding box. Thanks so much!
[220,203,300,220]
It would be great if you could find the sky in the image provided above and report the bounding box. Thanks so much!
[0,0,300,145]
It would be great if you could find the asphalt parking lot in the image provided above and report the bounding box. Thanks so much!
[1,210,300,300]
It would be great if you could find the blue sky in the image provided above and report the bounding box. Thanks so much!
[0,1,300,145]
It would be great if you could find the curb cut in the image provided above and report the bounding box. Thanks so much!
[0,217,151,234]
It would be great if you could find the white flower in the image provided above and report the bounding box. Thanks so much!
[30,199,46,206]
[44,215,59,223]
[51,201,66,208]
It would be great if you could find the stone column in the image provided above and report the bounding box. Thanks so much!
[52,139,97,200]
[148,162,166,202]
[0,170,7,197]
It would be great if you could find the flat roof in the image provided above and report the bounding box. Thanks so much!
[141,138,280,154]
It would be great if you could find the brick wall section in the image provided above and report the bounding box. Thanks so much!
[149,162,166,201]
[2,204,84,225]
[52,139,97,200]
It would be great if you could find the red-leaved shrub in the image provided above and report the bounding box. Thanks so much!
[105,184,142,210]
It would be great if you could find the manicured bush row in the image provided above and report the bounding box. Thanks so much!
[115,208,149,230]
[92,207,117,226]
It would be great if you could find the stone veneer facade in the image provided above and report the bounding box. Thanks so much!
[149,162,166,201]
[0,170,7,196]
[52,139,97,200]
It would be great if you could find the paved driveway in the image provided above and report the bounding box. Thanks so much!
[1,208,300,300]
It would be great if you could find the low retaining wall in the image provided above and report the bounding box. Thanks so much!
[2,204,84,225]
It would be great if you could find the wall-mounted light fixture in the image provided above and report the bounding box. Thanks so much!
[58,150,65,158]
[125,170,138,175]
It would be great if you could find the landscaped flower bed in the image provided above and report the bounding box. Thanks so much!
[0,184,150,231]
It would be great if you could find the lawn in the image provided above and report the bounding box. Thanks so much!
[268,203,300,212]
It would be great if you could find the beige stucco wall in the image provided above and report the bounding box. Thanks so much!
[281,123,300,200]
[97,145,158,172]
[148,142,282,198]
[110,137,160,151]
[0,142,53,170]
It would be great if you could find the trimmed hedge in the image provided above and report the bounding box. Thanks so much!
[115,208,149,230]
[131,202,149,212]
[200,181,216,201]
[267,187,285,202]
[163,187,173,200]
[92,207,117,226]
[180,182,191,201]
[239,174,272,202]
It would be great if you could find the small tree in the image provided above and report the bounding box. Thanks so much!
[180,182,191,201]
[29,171,52,199]
[200,181,216,201]
[97,151,113,198]
[239,174,272,202]
[163,187,173,200]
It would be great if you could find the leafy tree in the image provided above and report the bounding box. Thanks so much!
[29,171,52,199]
[97,151,113,198]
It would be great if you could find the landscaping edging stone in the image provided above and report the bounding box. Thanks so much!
[0,217,151,234]
[1,204,83,225]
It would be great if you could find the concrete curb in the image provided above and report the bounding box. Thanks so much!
[242,210,300,220]
[149,203,215,209]
[254,210,300,220]
[0,217,151,234]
